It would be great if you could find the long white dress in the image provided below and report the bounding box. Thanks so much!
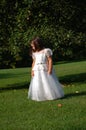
[28,48,64,101]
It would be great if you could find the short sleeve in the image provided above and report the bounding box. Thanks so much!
[45,48,53,57]
[32,53,35,59]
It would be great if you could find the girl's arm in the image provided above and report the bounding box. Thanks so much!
[47,56,53,74]
[31,59,35,77]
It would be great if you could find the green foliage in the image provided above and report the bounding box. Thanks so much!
[0,0,86,68]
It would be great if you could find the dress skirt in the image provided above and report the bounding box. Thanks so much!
[28,69,64,101]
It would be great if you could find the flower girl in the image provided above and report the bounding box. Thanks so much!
[28,37,64,101]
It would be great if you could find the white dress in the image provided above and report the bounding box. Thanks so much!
[28,48,64,101]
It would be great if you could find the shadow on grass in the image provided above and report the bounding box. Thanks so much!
[0,82,30,92]
[0,72,86,100]
[64,91,86,99]
[59,72,86,99]
[59,72,86,84]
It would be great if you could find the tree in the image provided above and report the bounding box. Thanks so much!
[0,0,86,68]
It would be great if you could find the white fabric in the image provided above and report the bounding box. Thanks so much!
[28,48,64,101]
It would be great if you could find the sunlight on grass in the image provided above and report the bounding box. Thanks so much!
[0,60,86,130]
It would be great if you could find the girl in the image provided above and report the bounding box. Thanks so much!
[28,37,64,101]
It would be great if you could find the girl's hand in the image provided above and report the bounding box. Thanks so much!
[31,70,34,77]
[48,70,52,75]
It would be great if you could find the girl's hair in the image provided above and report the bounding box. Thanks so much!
[30,37,44,52]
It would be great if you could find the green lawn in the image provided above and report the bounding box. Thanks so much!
[0,61,86,130]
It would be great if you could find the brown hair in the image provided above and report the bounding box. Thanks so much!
[30,37,44,52]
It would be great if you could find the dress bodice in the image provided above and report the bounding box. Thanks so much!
[32,48,52,71]
[34,52,47,64]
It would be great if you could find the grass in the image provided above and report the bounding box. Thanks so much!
[0,60,86,130]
